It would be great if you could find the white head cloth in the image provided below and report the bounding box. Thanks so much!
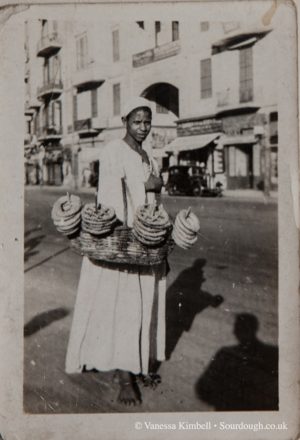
[122,97,152,119]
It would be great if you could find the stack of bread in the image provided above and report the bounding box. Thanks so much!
[133,202,171,246]
[172,207,200,249]
[51,193,82,236]
[82,203,118,236]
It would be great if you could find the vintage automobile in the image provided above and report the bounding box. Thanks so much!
[165,165,223,197]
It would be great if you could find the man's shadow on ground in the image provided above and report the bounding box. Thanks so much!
[195,313,278,411]
[165,258,223,360]
[24,308,70,337]
[24,227,45,262]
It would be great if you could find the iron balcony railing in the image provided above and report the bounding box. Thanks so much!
[37,125,63,140]
[37,32,62,57]
[37,80,63,100]
[74,117,106,133]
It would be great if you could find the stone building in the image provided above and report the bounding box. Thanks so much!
[24,19,278,190]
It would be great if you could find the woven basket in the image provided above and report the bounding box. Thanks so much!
[69,178,173,266]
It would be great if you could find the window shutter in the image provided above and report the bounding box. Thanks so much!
[112,29,120,62]
[172,21,179,41]
[52,20,58,33]
[91,89,98,117]
[239,47,253,102]
[73,94,78,123]
[113,83,121,116]
[200,58,212,98]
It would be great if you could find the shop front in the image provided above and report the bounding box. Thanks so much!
[163,116,225,186]
[222,136,261,190]
[220,111,266,190]
[163,111,273,191]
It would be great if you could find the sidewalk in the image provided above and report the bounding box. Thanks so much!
[26,184,278,203]
[223,189,278,203]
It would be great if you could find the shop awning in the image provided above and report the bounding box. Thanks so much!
[163,133,222,154]
[212,27,272,54]
[152,148,168,158]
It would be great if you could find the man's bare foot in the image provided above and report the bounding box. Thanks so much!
[117,371,142,405]
[139,373,161,389]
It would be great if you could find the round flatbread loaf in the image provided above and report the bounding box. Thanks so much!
[51,194,82,221]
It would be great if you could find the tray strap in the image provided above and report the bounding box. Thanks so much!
[121,177,128,228]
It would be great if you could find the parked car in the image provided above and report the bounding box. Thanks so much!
[165,165,223,197]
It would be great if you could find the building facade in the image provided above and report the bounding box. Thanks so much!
[24,19,278,190]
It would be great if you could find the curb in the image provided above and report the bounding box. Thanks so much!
[25,185,278,203]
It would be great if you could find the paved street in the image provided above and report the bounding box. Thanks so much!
[24,187,278,413]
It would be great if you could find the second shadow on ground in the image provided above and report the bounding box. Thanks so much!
[195,313,279,411]
[165,258,223,360]
[24,307,70,337]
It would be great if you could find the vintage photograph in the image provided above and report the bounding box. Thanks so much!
[23,16,281,414]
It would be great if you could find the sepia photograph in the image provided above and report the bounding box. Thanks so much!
[23,15,281,413]
[0,1,299,439]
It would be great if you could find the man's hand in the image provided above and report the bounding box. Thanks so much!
[145,174,163,193]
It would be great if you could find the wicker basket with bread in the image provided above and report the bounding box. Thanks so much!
[51,179,200,265]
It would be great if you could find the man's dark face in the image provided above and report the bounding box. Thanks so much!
[124,108,152,144]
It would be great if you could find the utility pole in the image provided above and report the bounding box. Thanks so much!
[263,134,271,197]
[254,124,271,197]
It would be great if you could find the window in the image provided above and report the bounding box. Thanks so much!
[228,145,248,177]
[52,55,61,81]
[172,21,179,41]
[271,148,278,183]
[200,58,212,98]
[43,55,61,84]
[269,112,278,144]
[42,101,61,130]
[155,21,161,47]
[73,94,78,123]
[156,102,168,114]
[113,83,121,116]
[43,59,49,84]
[52,20,58,34]
[26,120,31,135]
[47,102,53,126]
[91,89,98,117]
[136,21,144,29]
[77,91,91,120]
[52,101,62,129]
[76,33,88,70]
[34,111,40,134]
[239,46,253,102]
[200,22,209,32]
[41,20,48,39]
[112,29,120,62]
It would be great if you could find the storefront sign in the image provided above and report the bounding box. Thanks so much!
[132,41,180,67]
[213,149,224,173]
[177,118,223,136]
[222,113,266,136]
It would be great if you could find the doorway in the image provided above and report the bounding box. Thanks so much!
[225,144,254,189]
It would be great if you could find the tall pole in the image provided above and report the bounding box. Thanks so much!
[255,124,271,197]
[263,134,271,197]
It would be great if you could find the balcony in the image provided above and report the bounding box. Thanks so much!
[74,117,106,137]
[37,80,63,100]
[29,98,41,110]
[37,33,62,57]
[74,62,106,92]
[24,102,35,116]
[212,27,271,55]
[132,40,181,68]
[37,125,62,142]
[216,88,260,115]
[24,133,32,145]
